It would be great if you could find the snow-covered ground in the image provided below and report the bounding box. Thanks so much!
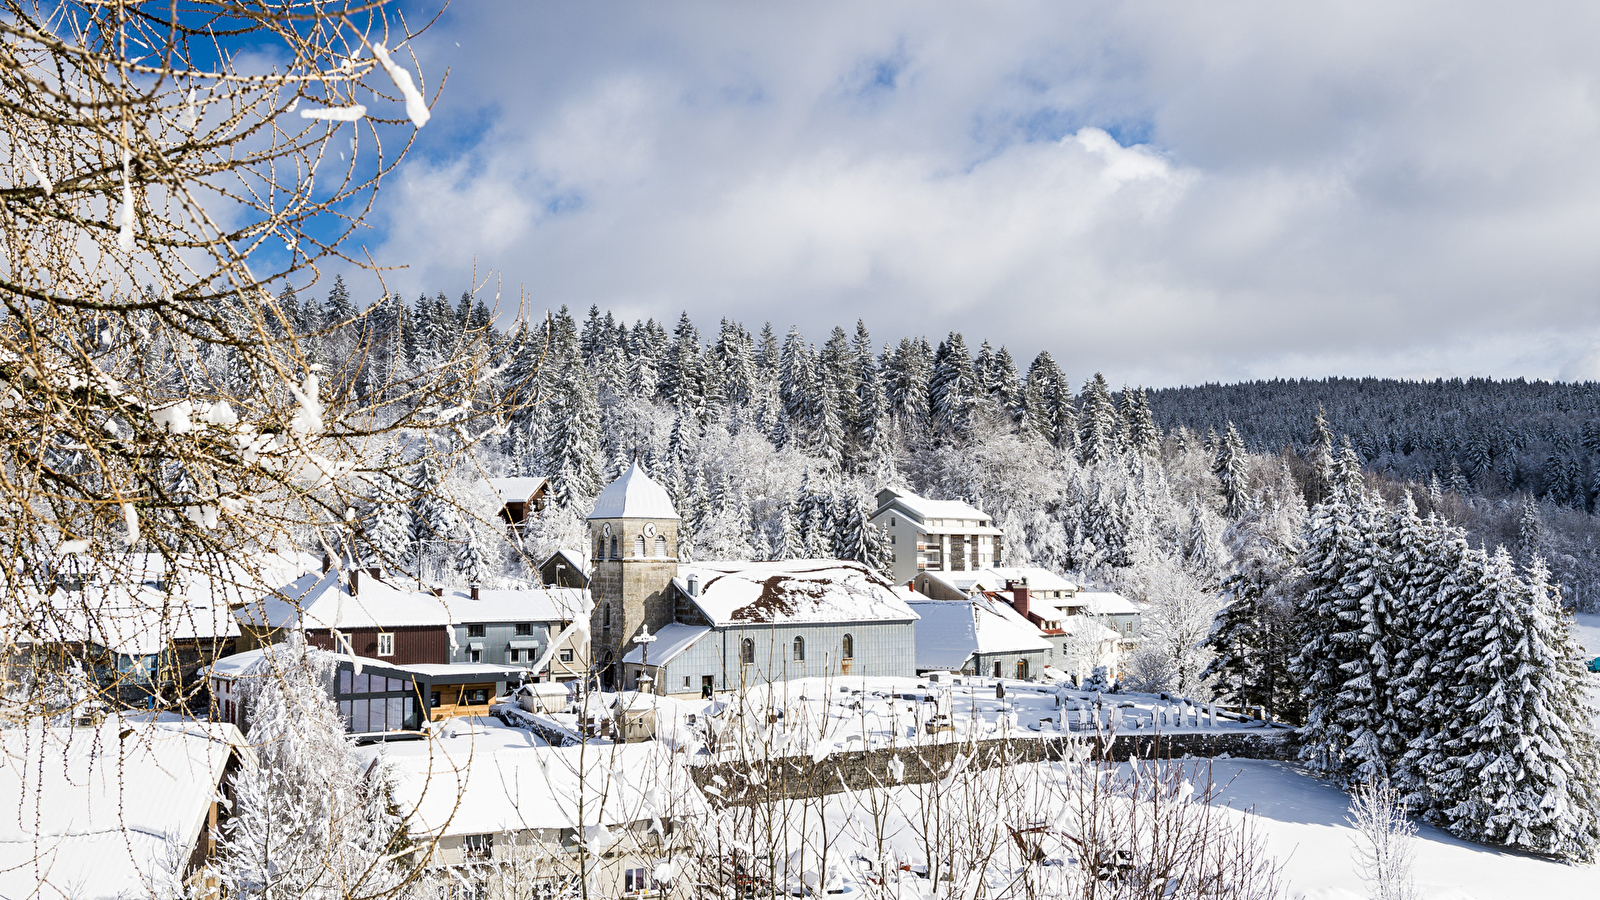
[745,758,1589,899]
[1210,759,1588,899]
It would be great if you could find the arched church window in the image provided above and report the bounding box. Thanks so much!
[635,535,646,557]
[740,638,755,666]
[655,535,667,558]
[793,636,805,662]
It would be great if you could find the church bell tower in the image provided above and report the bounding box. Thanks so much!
[585,462,680,689]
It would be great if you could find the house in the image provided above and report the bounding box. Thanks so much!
[910,566,1135,679]
[585,463,919,696]
[871,487,1004,584]
[4,551,305,712]
[0,717,251,900]
[233,564,590,684]
[538,548,590,588]
[620,560,920,696]
[207,644,532,736]
[487,476,550,534]
[908,596,1052,680]
[366,725,707,897]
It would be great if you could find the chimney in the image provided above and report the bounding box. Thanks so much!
[322,552,330,574]
[1007,578,1030,620]
[471,584,480,602]
[350,568,359,596]
[686,573,699,597]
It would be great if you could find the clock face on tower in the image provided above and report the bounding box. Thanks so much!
[601,523,611,538]
[643,522,657,538]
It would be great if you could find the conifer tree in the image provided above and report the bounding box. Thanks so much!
[776,501,804,561]
[324,274,356,324]
[1077,374,1120,464]
[665,312,706,416]
[1517,495,1543,562]
[1213,422,1250,518]
[1291,477,1369,778]
[212,636,404,897]
[1122,387,1161,458]
[543,362,603,509]
[1441,552,1600,861]
[362,448,413,573]
[929,332,976,438]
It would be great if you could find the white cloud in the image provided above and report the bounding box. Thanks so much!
[358,1,1600,385]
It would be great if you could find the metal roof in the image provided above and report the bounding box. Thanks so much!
[587,462,680,520]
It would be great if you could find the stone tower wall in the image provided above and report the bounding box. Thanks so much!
[587,517,680,677]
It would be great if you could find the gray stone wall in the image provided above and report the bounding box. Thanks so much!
[588,516,680,682]
[690,729,1298,803]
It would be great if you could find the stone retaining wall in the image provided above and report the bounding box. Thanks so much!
[691,729,1298,804]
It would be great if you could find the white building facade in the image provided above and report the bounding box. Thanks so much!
[870,488,1004,585]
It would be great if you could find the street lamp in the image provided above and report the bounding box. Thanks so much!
[633,624,658,695]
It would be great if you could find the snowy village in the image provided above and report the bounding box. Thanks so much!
[6,3,1600,900]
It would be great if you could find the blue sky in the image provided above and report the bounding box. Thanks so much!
[339,1,1600,386]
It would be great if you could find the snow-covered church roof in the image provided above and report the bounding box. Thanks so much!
[587,462,680,520]
[673,560,918,626]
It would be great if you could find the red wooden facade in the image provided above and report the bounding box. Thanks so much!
[305,626,449,665]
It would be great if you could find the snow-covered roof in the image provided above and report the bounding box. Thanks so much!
[675,560,918,626]
[487,476,548,504]
[908,600,978,670]
[972,567,1079,595]
[910,598,1050,670]
[442,586,587,625]
[588,462,679,520]
[0,718,246,900]
[918,569,983,595]
[234,569,589,632]
[873,488,993,526]
[1075,591,1139,616]
[376,736,705,837]
[621,623,711,666]
[400,663,527,680]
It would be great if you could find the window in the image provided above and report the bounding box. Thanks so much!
[429,691,441,708]
[467,624,485,638]
[655,534,668,557]
[603,605,612,629]
[683,676,691,688]
[462,833,494,861]
[792,636,805,662]
[635,535,646,557]
[609,535,618,559]
[624,867,651,894]
[508,648,520,663]
[559,648,574,663]
[993,661,1003,678]
[841,634,854,660]
[890,535,896,544]
[464,688,489,705]
[890,516,896,526]
[377,633,394,657]
[468,648,482,663]
[515,623,533,636]
[740,638,755,666]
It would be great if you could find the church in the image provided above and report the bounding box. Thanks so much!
[586,463,919,694]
